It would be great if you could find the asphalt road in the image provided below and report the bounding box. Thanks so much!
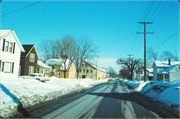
[34,80,176,118]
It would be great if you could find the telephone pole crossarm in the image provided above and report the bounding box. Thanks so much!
[137,32,153,34]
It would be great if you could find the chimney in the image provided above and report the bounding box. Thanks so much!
[168,59,171,65]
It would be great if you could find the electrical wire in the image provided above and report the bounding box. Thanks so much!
[1,0,43,17]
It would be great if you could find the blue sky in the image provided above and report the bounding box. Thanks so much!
[1,0,179,72]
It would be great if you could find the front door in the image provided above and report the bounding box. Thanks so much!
[82,75,86,79]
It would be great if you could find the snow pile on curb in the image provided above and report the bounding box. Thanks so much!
[120,79,180,115]
[0,77,108,118]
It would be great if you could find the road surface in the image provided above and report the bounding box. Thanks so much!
[32,80,176,118]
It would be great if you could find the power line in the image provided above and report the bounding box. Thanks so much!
[1,0,43,17]
[147,1,162,22]
[98,33,135,47]
[152,1,175,32]
[152,0,168,22]
[153,30,179,50]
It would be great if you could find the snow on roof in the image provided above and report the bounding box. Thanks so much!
[0,30,11,37]
[146,68,153,73]
[37,60,51,69]
[158,64,179,74]
[155,61,180,68]
[0,30,25,52]
[85,61,106,72]
[45,58,72,70]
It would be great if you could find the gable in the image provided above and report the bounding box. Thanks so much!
[21,45,40,59]
[0,30,25,52]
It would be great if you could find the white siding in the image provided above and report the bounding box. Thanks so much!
[169,65,180,83]
[153,64,157,81]
[0,33,21,78]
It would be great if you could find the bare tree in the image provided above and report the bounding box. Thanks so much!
[39,39,58,61]
[107,66,117,78]
[73,37,98,79]
[160,51,174,61]
[147,47,158,61]
[119,68,130,79]
[117,58,141,80]
[57,36,76,78]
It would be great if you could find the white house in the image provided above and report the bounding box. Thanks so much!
[0,30,25,78]
[136,67,153,81]
[153,60,180,83]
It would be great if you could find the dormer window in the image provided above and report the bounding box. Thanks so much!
[29,53,35,62]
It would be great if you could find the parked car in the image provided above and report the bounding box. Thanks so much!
[22,73,50,82]
[108,79,113,81]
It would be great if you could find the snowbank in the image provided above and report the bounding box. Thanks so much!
[0,77,108,118]
[120,79,180,115]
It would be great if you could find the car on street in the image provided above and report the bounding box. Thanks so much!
[21,73,50,82]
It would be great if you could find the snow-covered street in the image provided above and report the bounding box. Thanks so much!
[0,77,108,118]
[0,77,179,118]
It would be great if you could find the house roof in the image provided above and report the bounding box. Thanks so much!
[136,67,153,73]
[154,61,180,68]
[158,64,180,74]
[84,61,106,72]
[0,30,25,52]
[146,68,153,73]
[45,58,72,70]
[21,45,40,59]
[37,60,51,69]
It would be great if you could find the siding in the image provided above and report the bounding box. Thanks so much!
[20,47,38,75]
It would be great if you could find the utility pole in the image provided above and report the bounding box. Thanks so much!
[137,22,153,82]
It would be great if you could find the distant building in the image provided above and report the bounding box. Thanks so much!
[0,30,25,78]
[153,60,180,83]
[136,67,153,81]
[78,61,106,80]
[45,58,76,79]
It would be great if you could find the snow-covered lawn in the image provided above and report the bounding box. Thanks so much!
[120,79,180,115]
[0,76,108,118]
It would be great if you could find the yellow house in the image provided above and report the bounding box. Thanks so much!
[45,58,76,79]
[78,61,106,80]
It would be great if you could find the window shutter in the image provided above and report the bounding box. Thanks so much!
[12,62,14,73]
[13,42,16,54]
[2,39,6,51]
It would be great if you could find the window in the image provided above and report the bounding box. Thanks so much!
[29,53,35,62]
[1,62,4,72]
[73,73,75,77]
[80,69,81,72]
[4,62,12,73]
[9,42,13,53]
[29,66,34,75]
[58,72,61,77]
[52,65,55,69]
[5,41,9,52]
[141,71,142,74]
[165,74,169,79]
[87,69,89,73]
[91,70,92,73]
[83,69,85,73]
[41,69,43,74]
[82,64,84,67]
[36,68,40,73]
